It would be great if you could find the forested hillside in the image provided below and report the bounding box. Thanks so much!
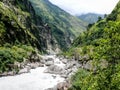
[78,13,104,24]
[0,0,119,89]
[29,0,87,50]
[0,0,60,73]
[0,0,86,74]
[65,1,120,90]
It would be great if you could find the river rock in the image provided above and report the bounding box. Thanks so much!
[18,68,30,74]
[7,71,15,76]
[56,81,70,90]
[29,53,42,62]
[45,61,54,66]
[76,63,82,68]
[44,58,54,66]
[65,61,76,69]
[46,58,54,61]
[40,59,45,64]
[44,65,63,74]
[61,59,68,64]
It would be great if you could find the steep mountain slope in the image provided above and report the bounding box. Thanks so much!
[0,0,86,73]
[0,0,56,73]
[78,13,104,24]
[0,0,54,51]
[29,0,87,50]
[65,1,120,90]
[107,1,120,21]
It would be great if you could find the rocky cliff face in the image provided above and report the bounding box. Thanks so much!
[0,0,57,52]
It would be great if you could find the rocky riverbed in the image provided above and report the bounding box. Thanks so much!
[0,55,81,90]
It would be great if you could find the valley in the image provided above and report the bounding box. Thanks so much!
[0,0,120,90]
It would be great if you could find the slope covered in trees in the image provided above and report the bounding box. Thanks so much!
[29,0,87,50]
[65,1,120,90]
[0,0,86,74]
[78,13,104,24]
[0,0,56,73]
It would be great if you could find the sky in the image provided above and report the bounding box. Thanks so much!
[49,0,119,15]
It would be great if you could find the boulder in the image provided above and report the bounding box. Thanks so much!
[44,57,54,66]
[46,58,54,61]
[57,81,70,90]
[40,59,45,64]
[18,68,30,74]
[65,61,76,69]
[7,71,15,76]
[30,63,40,69]
[45,60,54,66]
[61,59,67,64]
[44,65,63,74]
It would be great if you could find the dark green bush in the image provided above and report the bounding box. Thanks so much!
[0,45,34,73]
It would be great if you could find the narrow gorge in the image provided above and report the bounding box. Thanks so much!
[0,0,120,90]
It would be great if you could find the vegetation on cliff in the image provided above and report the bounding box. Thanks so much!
[0,0,45,73]
[29,0,87,50]
[66,1,120,90]
[0,0,86,73]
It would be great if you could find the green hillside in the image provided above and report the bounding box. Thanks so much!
[78,13,104,24]
[0,0,54,73]
[65,1,120,90]
[29,0,87,50]
[0,0,86,73]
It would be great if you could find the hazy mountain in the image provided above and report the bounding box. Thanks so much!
[78,13,104,24]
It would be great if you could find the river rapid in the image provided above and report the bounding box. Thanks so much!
[0,55,66,90]
[0,55,79,90]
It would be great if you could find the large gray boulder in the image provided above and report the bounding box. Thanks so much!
[44,65,63,74]
[44,58,54,66]
[65,60,76,69]
[18,68,30,74]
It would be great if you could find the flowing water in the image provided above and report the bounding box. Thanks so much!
[0,55,65,90]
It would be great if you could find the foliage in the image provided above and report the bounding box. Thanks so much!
[68,69,89,90]
[0,1,37,46]
[0,44,34,73]
[67,1,120,90]
[29,0,87,50]
[78,13,104,24]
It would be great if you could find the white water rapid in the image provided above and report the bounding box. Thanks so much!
[0,55,65,90]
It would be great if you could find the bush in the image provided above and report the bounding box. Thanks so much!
[69,69,89,90]
[0,45,34,73]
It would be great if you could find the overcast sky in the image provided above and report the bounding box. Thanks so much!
[49,0,119,15]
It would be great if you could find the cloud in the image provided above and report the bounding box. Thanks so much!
[49,0,119,15]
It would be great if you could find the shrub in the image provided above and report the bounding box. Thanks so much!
[0,45,34,73]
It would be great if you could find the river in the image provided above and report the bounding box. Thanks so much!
[0,55,66,90]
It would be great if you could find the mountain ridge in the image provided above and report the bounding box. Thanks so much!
[29,0,87,50]
[78,13,104,24]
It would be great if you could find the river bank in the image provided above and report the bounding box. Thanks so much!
[0,55,81,90]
